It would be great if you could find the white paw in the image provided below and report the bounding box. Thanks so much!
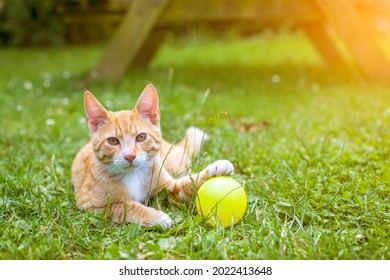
[150,212,172,230]
[207,160,234,177]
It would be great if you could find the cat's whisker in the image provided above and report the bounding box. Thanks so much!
[93,166,115,181]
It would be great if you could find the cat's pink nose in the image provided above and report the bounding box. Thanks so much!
[124,154,136,163]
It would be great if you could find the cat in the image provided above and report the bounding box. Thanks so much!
[71,84,234,229]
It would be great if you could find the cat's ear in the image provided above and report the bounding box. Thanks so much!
[84,90,109,133]
[134,84,160,126]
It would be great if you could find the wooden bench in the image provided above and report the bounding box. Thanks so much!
[58,0,390,81]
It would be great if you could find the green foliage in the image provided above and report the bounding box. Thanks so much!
[0,0,65,46]
[0,32,389,259]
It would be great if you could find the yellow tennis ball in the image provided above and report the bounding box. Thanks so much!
[196,176,247,227]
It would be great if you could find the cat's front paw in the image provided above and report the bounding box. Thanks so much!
[207,160,234,177]
[149,212,172,230]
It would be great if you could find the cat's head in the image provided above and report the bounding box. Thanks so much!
[83,84,162,174]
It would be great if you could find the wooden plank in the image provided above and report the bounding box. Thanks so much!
[62,14,123,25]
[313,0,390,81]
[302,22,346,68]
[57,0,130,13]
[61,0,322,26]
[159,0,321,24]
[94,0,170,80]
[132,28,168,67]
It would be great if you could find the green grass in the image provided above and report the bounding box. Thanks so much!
[0,30,389,260]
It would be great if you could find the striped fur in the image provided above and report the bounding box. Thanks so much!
[71,84,234,229]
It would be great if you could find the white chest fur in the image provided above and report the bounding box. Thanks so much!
[121,166,152,203]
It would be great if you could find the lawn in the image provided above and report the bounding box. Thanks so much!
[0,30,389,260]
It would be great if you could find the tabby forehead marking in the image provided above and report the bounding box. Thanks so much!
[114,111,140,137]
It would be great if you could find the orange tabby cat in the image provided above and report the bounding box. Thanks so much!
[72,84,234,229]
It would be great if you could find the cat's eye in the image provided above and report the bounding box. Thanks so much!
[136,133,147,142]
[107,137,120,145]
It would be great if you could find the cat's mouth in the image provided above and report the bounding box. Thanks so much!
[126,162,141,169]
[126,158,145,168]
[121,162,142,171]
[106,156,150,175]
[102,162,141,175]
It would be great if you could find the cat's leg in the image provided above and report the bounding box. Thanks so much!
[162,127,209,176]
[161,159,234,201]
[105,200,172,229]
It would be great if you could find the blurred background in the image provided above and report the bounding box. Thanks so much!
[2,0,390,80]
